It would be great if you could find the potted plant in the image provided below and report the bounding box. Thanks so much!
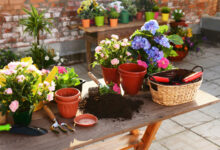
[120,0,137,23]
[170,9,185,27]
[128,5,137,22]
[161,7,171,22]
[55,66,86,92]
[93,34,131,85]
[144,0,156,21]
[135,0,144,20]
[109,8,120,27]
[78,9,93,28]
[0,58,55,126]
[93,5,106,27]
[153,5,159,19]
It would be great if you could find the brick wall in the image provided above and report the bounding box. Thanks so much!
[0,0,218,50]
[218,0,220,12]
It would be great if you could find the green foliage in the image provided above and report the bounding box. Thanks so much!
[128,5,137,16]
[161,7,170,13]
[28,43,62,69]
[55,67,80,90]
[0,49,20,69]
[135,0,143,11]
[93,6,106,16]
[143,0,156,12]
[167,34,184,45]
[152,5,159,12]
[120,0,137,16]
[109,9,120,19]
[172,9,184,22]
[157,25,169,34]
[78,9,93,19]
[19,5,52,45]
[99,85,116,96]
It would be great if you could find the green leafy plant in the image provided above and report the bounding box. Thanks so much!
[152,5,159,12]
[144,0,156,12]
[120,0,137,16]
[78,9,93,19]
[172,9,184,22]
[19,5,52,45]
[28,43,63,69]
[161,7,170,13]
[0,49,20,69]
[93,5,106,16]
[55,67,80,90]
[135,0,144,12]
[109,8,120,19]
[128,5,137,16]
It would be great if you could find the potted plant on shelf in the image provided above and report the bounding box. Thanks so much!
[0,58,56,126]
[135,0,144,20]
[144,0,156,21]
[170,9,185,27]
[93,5,106,27]
[120,0,137,23]
[128,5,137,22]
[161,7,171,22]
[153,5,159,19]
[93,34,131,85]
[109,8,120,27]
[78,9,93,28]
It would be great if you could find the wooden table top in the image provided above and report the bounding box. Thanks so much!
[0,81,219,150]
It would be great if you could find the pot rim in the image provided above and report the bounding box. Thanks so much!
[101,65,117,70]
[55,88,80,99]
[55,98,80,104]
[118,63,147,75]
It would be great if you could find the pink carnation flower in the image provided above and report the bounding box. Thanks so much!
[111,58,119,66]
[41,69,50,75]
[57,66,67,74]
[113,44,120,49]
[157,58,169,69]
[9,100,19,112]
[126,52,131,56]
[5,88,13,95]
[8,62,20,70]
[95,46,102,53]
[47,93,54,101]
[16,75,26,83]
[113,83,121,94]
[100,53,104,57]
[137,60,148,69]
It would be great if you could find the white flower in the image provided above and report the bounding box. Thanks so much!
[183,12,185,15]
[0,85,1,88]
[175,9,177,13]
[179,9,182,13]
[45,56,49,61]
[56,52,60,56]
[111,34,119,40]
[58,63,61,66]
[171,16,174,19]
[60,58,64,62]
[44,81,50,86]
[53,56,59,61]
[123,38,128,43]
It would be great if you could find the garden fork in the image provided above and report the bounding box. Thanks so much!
[43,105,75,134]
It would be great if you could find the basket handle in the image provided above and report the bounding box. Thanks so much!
[148,75,158,91]
[192,65,204,72]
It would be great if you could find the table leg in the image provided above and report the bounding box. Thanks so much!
[136,121,162,150]
[86,39,92,71]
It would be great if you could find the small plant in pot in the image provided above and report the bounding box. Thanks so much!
[0,58,55,126]
[128,5,137,22]
[78,9,93,28]
[93,5,106,27]
[135,0,144,20]
[170,9,185,27]
[161,7,171,22]
[109,8,120,27]
[93,34,131,85]
[120,0,137,22]
[152,5,159,19]
[144,0,156,21]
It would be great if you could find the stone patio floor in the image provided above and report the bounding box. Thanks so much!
[72,42,220,150]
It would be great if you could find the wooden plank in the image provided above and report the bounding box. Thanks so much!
[0,80,219,150]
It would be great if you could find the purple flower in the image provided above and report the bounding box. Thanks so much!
[141,20,159,35]
[132,36,151,50]
[154,35,171,48]
[145,46,164,62]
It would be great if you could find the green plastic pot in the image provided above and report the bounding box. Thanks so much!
[120,10,129,24]
[13,107,34,126]
[145,12,155,21]
[95,16,104,27]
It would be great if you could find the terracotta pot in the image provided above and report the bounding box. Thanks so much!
[110,19,118,27]
[55,88,80,102]
[170,20,187,27]
[82,19,90,28]
[118,63,147,95]
[136,12,143,20]
[55,99,79,118]
[168,50,188,62]
[101,66,120,85]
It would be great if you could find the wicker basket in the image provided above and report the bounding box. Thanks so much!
[148,66,203,106]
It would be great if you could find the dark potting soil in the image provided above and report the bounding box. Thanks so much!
[79,94,143,120]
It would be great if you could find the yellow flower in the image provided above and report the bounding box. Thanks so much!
[187,28,192,38]
[2,100,6,104]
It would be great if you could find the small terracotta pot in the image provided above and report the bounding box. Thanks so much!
[55,88,80,102]
[82,19,90,28]
[101,66,120,85]
[110,19,118,27]
[55,99,79,118]
[136,12,143,20]
[168,50,188,62]
[118,63,147,95]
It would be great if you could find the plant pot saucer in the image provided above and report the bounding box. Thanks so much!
[74,114,98,127]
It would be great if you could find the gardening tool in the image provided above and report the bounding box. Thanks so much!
[43,105,74,134]
[0,124,47,136]
[88,72,109,88]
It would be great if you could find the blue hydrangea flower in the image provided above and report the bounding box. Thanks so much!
[141,20,159,35]
[154,35,171,48]
[145,46,164,62]
[132,36,151,50]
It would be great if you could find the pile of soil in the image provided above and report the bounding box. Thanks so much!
[80,94,143,120]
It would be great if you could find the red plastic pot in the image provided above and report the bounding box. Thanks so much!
[55,99,79,118]
[55,88,80,102]
[101,66,120,85]
[118,63,147,95]
[136,12,143,20]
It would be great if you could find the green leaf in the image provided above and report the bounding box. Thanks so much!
[167,34,184,45]
[157,25,168,34]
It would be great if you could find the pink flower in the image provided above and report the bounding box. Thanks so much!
[137,60,148,69]
[48,85,55,92]
[100,53,104,57]
[157,58,169,69]
[113,83,121,94]
[100,40,105,44]
[5,88,13,95]
[8,62,20,70]
[9,100,19,112]
[38,91,42,96]
[16,75,26,83]
[121,42,126,46]
[41,69,50,75]
[95,46,102,53]
[111,58,120,66]
[38,83,43,88]
[20,62,28,67]
[57,66,67,74]
[44,81,50,86]
[47,93,54,101]
[105,40,111,45]
[111,34,119,40]
[27,65,37,72]
[123,38,128,43]
[113,44,120,49]
[126,52,131,56]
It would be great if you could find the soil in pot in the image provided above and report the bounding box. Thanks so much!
[80,93,143,120]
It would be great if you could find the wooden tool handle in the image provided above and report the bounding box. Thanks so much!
[43,105,56,121]
[88,72,100,86]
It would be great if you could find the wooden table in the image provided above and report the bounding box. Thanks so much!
[79,20,167,71]
[1,81,219,150]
